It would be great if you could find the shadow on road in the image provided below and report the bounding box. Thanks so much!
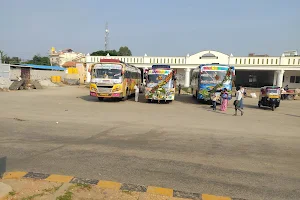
[285,114,300,118]
[174,95,202,104]
[78,95,123,103]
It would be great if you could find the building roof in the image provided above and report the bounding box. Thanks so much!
[62,61,76,67]
[22,64,65,71]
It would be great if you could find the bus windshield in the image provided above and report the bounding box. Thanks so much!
[147,74,171,88]
[94,69,122,79]
[200,71,228,84]
[148,74,167,83]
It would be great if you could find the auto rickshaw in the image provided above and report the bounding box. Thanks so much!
[258,86,281,111]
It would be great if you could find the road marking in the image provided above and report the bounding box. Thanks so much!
[97,180,121,190]
[1,172,244,199]
[202,194,231,200]
[2,171,27,179]
[147,186,173,197]
[45,174,74,183]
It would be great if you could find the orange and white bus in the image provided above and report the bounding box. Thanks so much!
[89,59,141,101]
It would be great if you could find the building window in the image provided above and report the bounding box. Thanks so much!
[235,59,238,64]
[262,59,264,64]
[298,59,300,65]
[253,59,255,64]
[150,59,151,63]
[240,59,242,64]
[175,59,177,64]
[276,59,278,64]
[266,59,268,64]
[168,59,169,63]
[248,59,251,64]
[288,59,290,64]
[171,59,173,63]
[249,75,257,83]
[140,58,143,63]
[257,59,260,64]
[244,59,246,64]
[296,76,300,83]
[290,76,296,83]
[178,59,180,64]
[271,59,273,64]
[293,59,295,65]
[182,59,184,63]
[160,58,162,63]
[133,58,135,63]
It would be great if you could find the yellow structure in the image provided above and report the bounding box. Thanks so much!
[51,76,62,83]
[67,67,78,74]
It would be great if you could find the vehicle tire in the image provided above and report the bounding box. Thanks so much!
[271,104,275,111]
[287,94,293,100]
[147,99,152,103]
[258,101,261,108]
[19,86,24,90]
[98,97,104,101]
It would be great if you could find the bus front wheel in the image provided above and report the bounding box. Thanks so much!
[122,89,129,101]
[98,97,104,101]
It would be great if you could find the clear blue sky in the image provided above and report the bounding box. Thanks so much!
[0,0,299,59]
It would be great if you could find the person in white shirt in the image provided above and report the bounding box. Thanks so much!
[234,87,244,116]
[134,84,139,102]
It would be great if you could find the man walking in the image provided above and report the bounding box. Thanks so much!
[234,87,244,116]
[134,84,139,102]
[240,86,244,109]
[178,84,182,95]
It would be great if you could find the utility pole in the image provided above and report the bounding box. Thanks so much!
[104,22,109,51]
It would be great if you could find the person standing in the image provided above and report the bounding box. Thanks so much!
[178,84,182,95]
[234,87,244,116]
[134,84,139,102]
[220,90,224,105]
[240,86,244,109]
[211,92,217,111]
[220,88,228,111]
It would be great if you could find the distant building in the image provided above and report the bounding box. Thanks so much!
[49,47,86,66]
[248,53,269,57]
[282,50,298,57]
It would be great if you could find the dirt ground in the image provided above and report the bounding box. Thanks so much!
[0,86,300,200]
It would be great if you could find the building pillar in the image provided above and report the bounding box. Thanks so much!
[86,63,91,83]
[276,70,284,87]
[273,71,277,86]
[184,68,191,87]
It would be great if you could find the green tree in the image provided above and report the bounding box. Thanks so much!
[0,50,7,63]
[118,46,132,56]
[91,50,118,56]
[27,54,51,65]
[0,50,21,64]
[91,46,132,57]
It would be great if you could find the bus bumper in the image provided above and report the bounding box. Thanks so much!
[90,92,123,98]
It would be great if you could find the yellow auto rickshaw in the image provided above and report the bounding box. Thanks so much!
[258,86,281,111]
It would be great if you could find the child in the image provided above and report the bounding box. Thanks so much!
[211,92,217,111]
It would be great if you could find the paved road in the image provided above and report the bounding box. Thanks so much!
[0,86,300,200]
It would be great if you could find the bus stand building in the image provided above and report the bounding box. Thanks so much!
[84,50,300,88]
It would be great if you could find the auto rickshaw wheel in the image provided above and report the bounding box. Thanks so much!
[271,104,275,111]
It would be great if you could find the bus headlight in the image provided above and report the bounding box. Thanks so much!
[112,85,121,92]
[90,83,97,92]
